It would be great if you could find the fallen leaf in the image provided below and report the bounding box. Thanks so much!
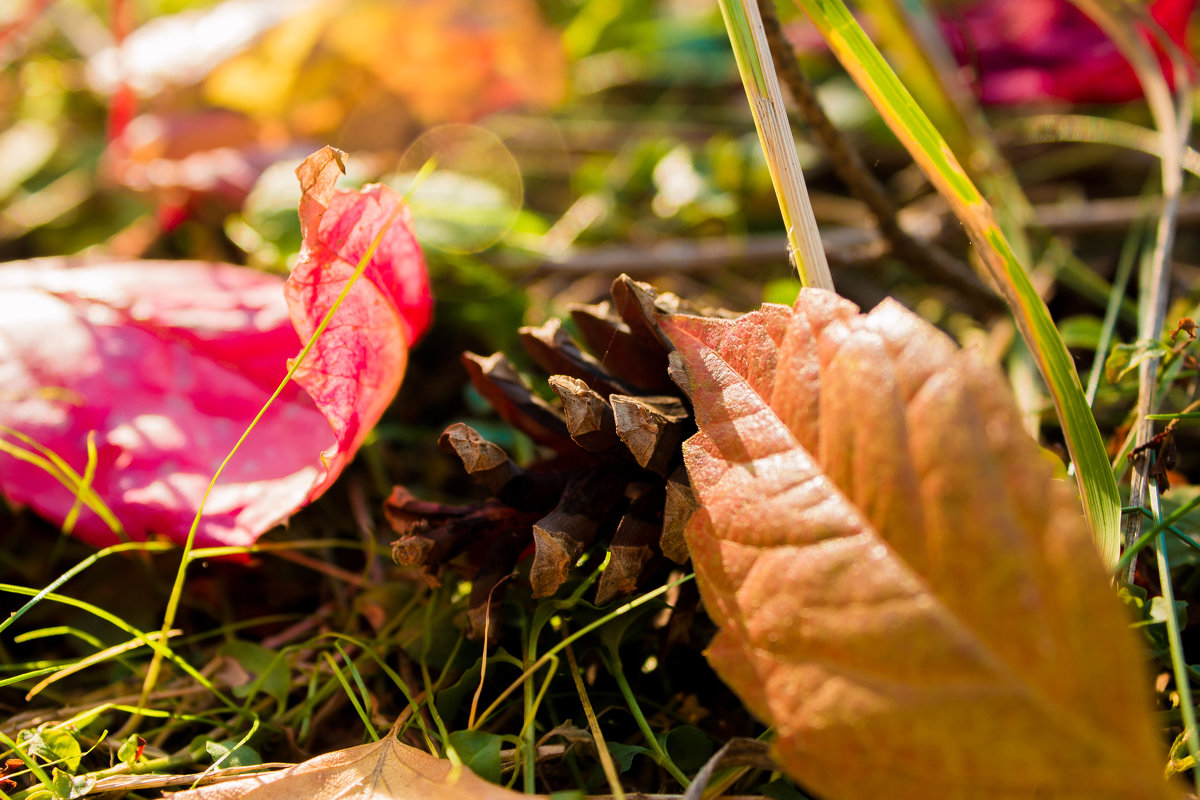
[165,736,535,799]
[105,110,308,229]
[0,148,432,547]
[662,291,1174,799]
[0,258,327,548]
[193,0,565,142]
[285,146,432,499]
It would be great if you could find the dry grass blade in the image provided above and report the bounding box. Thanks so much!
[662,290,1172,799]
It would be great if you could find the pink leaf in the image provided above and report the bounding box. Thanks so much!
[0,148,432,547]
[0,258,327,548]
[284,146,433,499]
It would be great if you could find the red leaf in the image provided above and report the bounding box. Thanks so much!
[285,146,432,499]
[0,148,432,547]
[0,258,328,548]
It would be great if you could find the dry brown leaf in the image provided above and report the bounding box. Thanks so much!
[661,290,1175,800]
[166,737,533,799]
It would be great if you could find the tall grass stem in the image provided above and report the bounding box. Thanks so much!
[716,0,832,290]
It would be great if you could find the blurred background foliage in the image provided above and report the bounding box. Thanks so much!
[0,0,853,318]
[4,0,1200,517]
[5,0,1200,496]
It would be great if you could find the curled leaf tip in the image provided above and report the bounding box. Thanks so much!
[296,146,349,238]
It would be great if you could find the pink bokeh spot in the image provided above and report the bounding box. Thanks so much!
[942,0,1197,104]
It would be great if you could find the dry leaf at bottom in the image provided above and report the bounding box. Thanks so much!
[166,736,533,800]
[661,290,1175,800]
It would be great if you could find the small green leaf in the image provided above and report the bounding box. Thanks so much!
[218,640,290,709]
[22,729,82,773]
[658,725,714,776]
[447,730,503,784]
[116,734,144,766]
[1150,595,1188,629]
[605,742,649,773]
[1106,341,1171,385]
[50,768,92,799]
[205,740,262,768]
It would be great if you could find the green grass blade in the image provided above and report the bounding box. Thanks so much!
[24,629,179,700]
[1067,0,1192,580]
[324,650,378,741]
[136,158,405,718]
[1150,482,1200,792]
[0,426,125,538]
[1013,115,1200,177]
[0,583,240,712]
[0,541,173,637]
[716,0,832,289]
[791,0,1121,566]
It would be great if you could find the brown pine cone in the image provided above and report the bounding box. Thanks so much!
[385,275,719,639]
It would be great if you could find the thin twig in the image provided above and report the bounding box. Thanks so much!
[519,192,1200,276]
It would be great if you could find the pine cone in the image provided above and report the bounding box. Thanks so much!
[385,275,715,639]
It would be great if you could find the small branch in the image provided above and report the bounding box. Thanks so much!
[516,192,1200,277]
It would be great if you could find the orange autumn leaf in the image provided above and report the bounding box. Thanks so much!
[202,0,566,138]
[661,291,1175,800]
[323,0,566,125]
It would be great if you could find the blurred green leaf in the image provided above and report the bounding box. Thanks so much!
[205,739,262,768]
[447,730,504,783]
[117,734,145,766]
[218,640,291,709]
[605,741,649,773]
[1106,340,1171,385]
[657,725,713,776]
[20,729,82,773]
